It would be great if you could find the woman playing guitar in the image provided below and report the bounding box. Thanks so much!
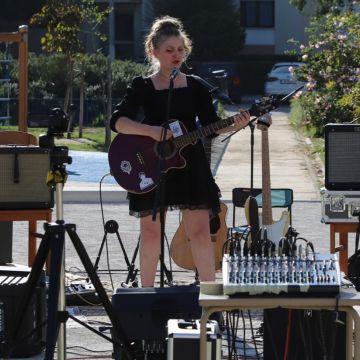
[110,15,250,287]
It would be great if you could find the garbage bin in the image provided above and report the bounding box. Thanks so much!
[210,69,229,96]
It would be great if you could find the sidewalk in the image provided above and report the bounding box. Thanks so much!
[8,104,335,360]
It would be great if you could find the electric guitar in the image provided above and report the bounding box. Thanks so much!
[108,97,282,194]
[170,202,228,271]
[245,118,290,245]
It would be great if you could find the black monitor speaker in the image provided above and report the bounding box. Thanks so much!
[325,123,360,190]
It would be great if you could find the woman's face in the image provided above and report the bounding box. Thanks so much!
[152,35,185,72]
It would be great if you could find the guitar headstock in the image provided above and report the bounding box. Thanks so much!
[248,85,304,118]
[248,96,278,117]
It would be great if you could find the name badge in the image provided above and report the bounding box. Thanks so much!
[169,120,183,138]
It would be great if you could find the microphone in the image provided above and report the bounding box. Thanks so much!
[170,68,180,80]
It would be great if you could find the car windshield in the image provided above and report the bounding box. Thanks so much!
[272,66,296,74]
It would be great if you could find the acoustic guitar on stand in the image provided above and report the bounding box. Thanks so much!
[170,202,228,271]
[245,115,289,246]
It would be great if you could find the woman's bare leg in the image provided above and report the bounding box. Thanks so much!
[182,209,215,281]
[139,214,163,287]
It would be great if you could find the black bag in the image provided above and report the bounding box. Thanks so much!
[347,221,360,290]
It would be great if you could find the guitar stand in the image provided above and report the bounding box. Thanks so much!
[94,219,139,287]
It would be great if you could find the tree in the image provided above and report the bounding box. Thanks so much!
[291,7,360,136]
[30,0,110,137]
[152,0,245,60]
[290,0,353,15]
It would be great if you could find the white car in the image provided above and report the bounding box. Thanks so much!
[264,62,305,97]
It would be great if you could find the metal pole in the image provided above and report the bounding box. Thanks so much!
[56,181,66,360]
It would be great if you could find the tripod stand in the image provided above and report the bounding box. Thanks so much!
[94,219,139,287]
[6,163,132,360]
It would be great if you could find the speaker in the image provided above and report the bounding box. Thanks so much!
[0,264,46,357]
[111,286,201,342]
[0,146,53,209]
[0,222,12,264]
[325,123,360,190]
[263,308,346,360]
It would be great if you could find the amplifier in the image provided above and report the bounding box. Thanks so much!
[320,188,360,223]
[325,123,360,190]
[0,264,46,358]
[112,285,201,341]
[0,145,53,209]
[111,286,201,359]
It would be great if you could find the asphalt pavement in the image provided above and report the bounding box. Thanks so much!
[8,103,348,359]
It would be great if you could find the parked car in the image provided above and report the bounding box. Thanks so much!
[264,62,305,97]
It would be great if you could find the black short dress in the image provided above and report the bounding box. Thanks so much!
[110,75,222,218]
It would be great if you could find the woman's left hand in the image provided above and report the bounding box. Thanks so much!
[233,109,250,130]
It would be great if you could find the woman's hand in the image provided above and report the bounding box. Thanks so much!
[148,125,173,142]
[233,109,251,130]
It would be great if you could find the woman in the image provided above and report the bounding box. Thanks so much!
[110,15,250,287]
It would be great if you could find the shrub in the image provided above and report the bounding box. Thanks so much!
[291,7,360,136]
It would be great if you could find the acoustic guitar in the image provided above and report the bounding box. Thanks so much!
[170,202,228,271]
[245,117,289,245]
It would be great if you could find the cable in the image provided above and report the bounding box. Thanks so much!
[241,310,246,359]
[99,173,115,289]
[316,310,326,360]
[283,309,292,360]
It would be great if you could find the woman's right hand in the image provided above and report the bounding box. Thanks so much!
[148,125,173,141]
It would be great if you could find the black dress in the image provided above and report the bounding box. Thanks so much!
[110,75,221,218]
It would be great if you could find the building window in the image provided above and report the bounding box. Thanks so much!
[240,0,274,28]
[115,13,134,59]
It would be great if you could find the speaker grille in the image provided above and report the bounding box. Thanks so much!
[0,146,53,209]
[325,124,360,190]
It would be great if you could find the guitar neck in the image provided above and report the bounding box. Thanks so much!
[261,128,273,225]
[172,105,259,149]
[172,115,236,149]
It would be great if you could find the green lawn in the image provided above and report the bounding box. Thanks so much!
[0,125,115,152]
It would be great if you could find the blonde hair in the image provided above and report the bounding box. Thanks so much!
[144,16,192,71]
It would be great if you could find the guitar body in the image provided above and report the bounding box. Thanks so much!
[245,198,289,245]
[108,126,189,194]
[170,202,228,271]
[259,211,290,244]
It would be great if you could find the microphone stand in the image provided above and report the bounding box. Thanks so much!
[221,86,304,189]
[151,69,178,287]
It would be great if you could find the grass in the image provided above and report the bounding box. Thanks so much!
[0,125,114,152]
[288,99,325,163]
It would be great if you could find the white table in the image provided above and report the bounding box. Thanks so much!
[199,286,360,360]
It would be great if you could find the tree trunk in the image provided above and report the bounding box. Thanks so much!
[105,56,112,148]
[65,57,75,138]
[78,61,85,138]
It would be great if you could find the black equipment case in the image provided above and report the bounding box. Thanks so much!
[0,264,46,357]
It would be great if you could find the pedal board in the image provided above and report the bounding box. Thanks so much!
[65,281,99,305]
